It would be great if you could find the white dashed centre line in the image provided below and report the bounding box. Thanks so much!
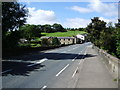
[56,64,69,77]
[72,56,78,61]
[79,60,82,64]
[41,85,47,90]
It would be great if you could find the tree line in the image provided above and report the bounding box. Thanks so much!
[86,17,120,58]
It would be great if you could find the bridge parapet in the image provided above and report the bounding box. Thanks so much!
[93,45,119,83]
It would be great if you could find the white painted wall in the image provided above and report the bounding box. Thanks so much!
[76,34,85,40]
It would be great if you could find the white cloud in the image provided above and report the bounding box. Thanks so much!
[26,7,59,25]
[63,17,117,28]
[89,0,117,17]
[99,17,117,26]
[63,18,91,28]
[71,6,92,13]
[70,0,117,17]
[26,6,117,28]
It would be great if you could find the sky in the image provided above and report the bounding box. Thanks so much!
[20,0,118,28]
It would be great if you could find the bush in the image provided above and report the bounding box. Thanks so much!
[41,38,50,46]
[52,37,60,46]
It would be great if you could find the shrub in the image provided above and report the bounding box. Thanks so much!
[52,37,61,46]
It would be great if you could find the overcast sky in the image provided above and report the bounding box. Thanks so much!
[20,0,118,28]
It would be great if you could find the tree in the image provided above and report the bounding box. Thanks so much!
[86,17,120,58]
[4,30,22,48]
[52,23,66,32]
[43,24,53,33]
[20,24,41,42]
[115,19,120,58]
[52,37,60,46]
[2,2,28,48]
[41,38,50,46]
[38,25,44,32]
[99,26,116,53]
[86,17,106,47]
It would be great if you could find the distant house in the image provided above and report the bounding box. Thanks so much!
[57,37,76,45]
[76,34,87,43]
[41,34,87,45]
[41,37,76,45]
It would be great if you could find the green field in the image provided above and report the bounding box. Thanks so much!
[41,31,86,37]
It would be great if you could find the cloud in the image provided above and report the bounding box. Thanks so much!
[99,17,117,26]
[89,0,117,17]
[26,7,59,25]
[71,6,92,13]
[70,0,117,17]
[63,17,117,28]
[63,18,91,28]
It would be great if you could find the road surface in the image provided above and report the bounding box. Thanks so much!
[2,42,118,89]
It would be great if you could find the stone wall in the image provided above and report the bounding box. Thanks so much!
[93,45,119,83]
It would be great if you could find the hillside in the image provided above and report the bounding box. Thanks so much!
[41,31,86,37]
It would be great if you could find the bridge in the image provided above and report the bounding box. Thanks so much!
[2,42,119,89]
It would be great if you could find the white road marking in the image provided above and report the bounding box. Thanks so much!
[82,47,88,62]
[72,59,75,61]
[1,69,12,74]
[79,60,82,64]
[56,64,69,77]
[72,56,77,61]
[67,46,80,52]
[62,51,66,53]
[72,67,78,78]
[41,85,47,90]
[67,49,71,51]
[72,47,87,62]
[79,47,88,66]
[57,50,67,55]
[73,47,78,50]
[27,58,48,67]
[79,48,86,55]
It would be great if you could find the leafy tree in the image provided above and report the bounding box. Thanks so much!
[78,28,84,31]
[52,23,66,32]
[38,25,44,32]
[43,24,53,33]
[86,17,120,58]
[52,37,60,46]
[20,24,41,42]
[41,38,50,46]
[99,26,116,54]
[4,30,21,48]
[86,17,106,47]
[115,19,120,58]
[2,2,28,48]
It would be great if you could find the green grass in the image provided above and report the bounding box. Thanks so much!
[34,38,41,41]
[41,31,87,37]
[19,43,41,48]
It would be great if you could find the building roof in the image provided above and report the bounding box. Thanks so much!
[41,37,75,39]
[57,37,74,39]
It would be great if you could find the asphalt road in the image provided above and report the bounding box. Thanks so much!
[2,42,118,89]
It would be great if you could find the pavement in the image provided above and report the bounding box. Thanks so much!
[2,42,118,89]
[75,45,118,88]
